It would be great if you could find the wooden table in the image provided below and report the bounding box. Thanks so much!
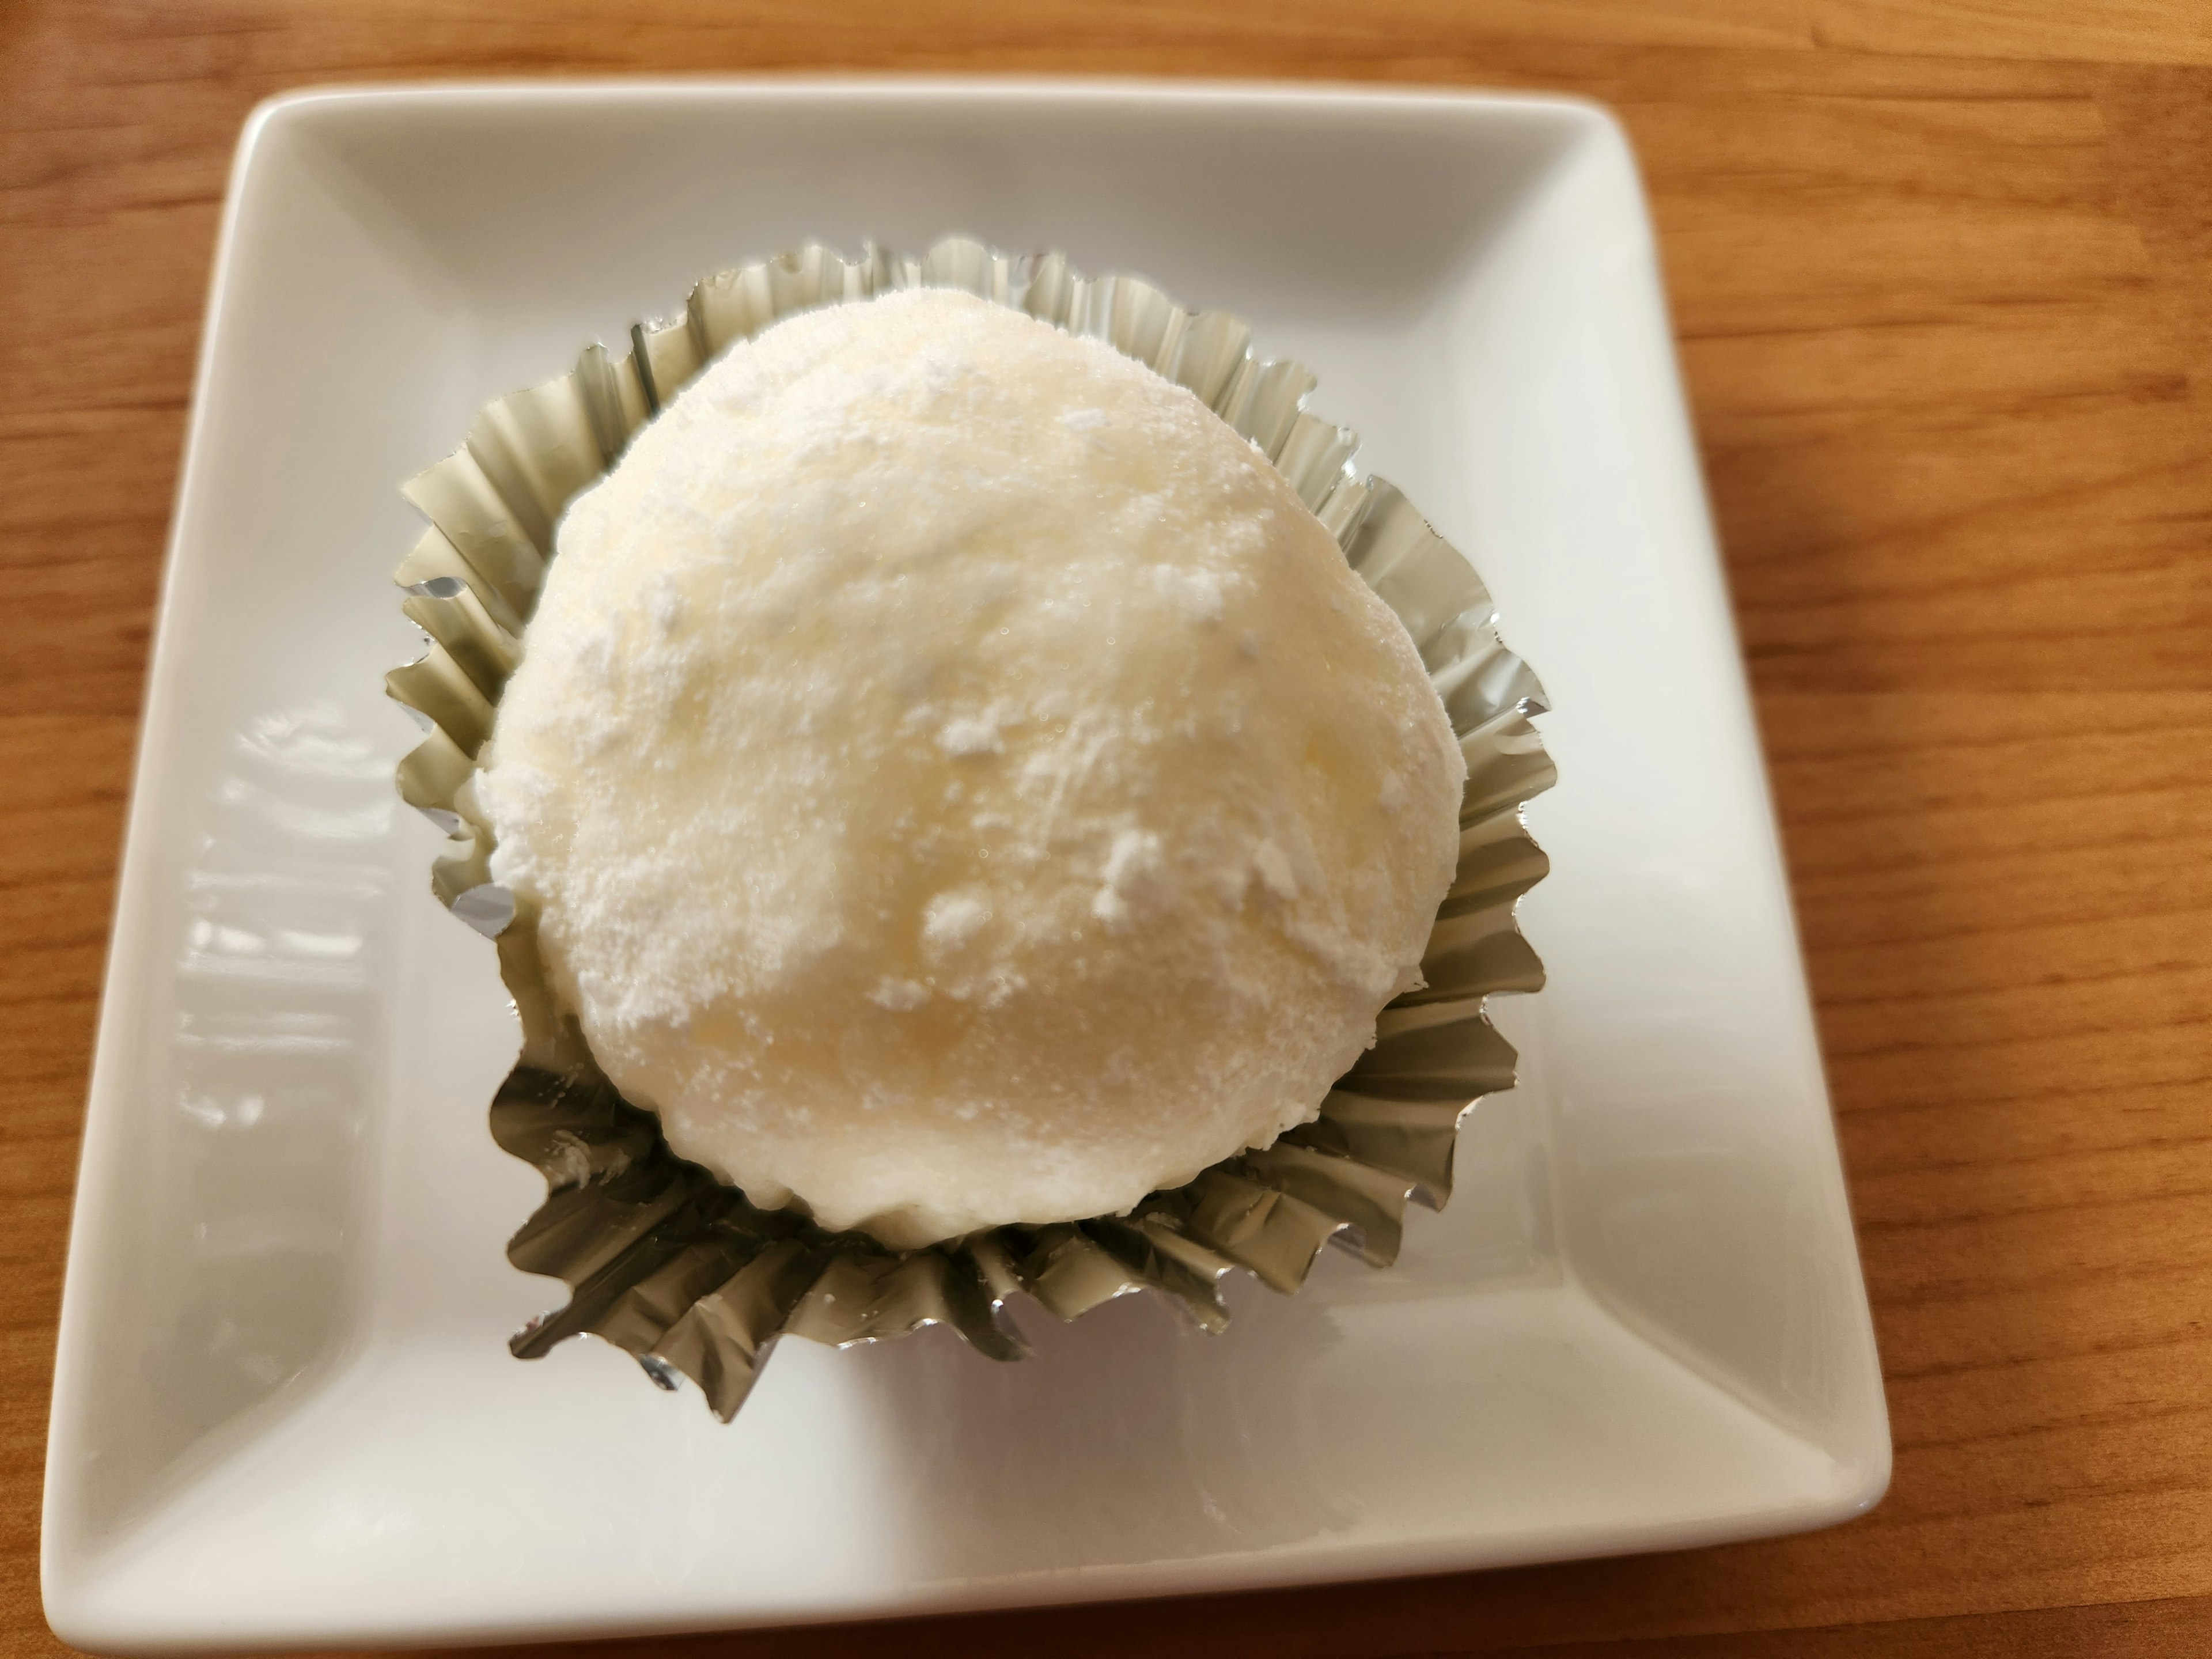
[6,3,2210,1655]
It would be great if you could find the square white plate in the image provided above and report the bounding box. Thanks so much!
[43,79,1888,1654]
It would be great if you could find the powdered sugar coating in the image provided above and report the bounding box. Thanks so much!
[478,289,1465,1248]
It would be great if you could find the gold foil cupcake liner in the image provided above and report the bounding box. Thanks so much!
[387,236,1556,1419]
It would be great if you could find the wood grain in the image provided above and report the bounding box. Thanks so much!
[5,2,2210,1655]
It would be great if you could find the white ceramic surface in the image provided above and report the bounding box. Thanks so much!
[41,79,1889,1655]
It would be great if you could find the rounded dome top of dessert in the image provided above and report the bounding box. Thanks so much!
[476,286,1465,1248]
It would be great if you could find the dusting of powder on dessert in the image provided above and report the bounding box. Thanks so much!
[476,288,1465,1248]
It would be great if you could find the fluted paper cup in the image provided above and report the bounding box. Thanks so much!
[385,236,1555,1419]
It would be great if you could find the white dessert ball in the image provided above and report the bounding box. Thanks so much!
[478,287,1465,1248]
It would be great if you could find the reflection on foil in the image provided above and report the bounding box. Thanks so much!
[85,704,396,1537]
